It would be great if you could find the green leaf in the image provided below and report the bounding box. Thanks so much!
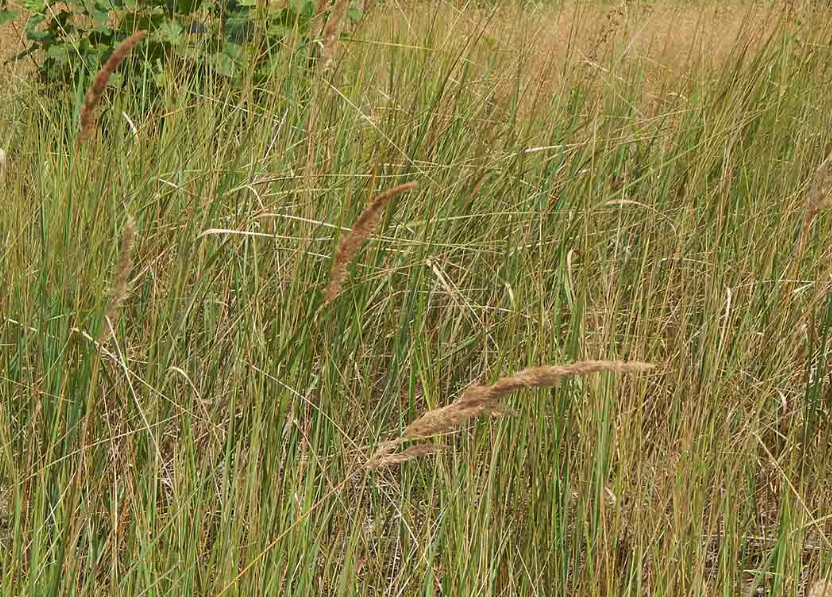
[156,19,184,45]
[46,43,68,59]
[0,8,20,24]
[23,0,45,12]
[210,50,237,77]
[25,13,53,42]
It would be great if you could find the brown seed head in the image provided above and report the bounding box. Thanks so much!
[405,360,655,439]
[366,443,446,470]
[319,0,347,71]
[324,182,417,305]
[809,580,832,597]
[99,215,136,345]
[78,31,147,147]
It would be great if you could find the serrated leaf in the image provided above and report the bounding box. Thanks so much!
[157,19,184,45]
[210,50,237,77]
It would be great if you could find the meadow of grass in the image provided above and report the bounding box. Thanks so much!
[1,0,832,594]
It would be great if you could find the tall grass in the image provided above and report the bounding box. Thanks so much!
[1,0,831,595]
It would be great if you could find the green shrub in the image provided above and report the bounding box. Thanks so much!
[0,0,362,91]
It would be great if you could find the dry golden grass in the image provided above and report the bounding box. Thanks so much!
[0,5,28,73]
[352,1,821,121]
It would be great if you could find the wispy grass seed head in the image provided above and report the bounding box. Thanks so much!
[366,444,447,470]
[319,0,348,71]
[77,31,147,147]
[366,360,655,469]
[405,360,654,439]
[324,182,417,305]
[99,215,136,345]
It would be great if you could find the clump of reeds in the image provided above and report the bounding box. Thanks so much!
[0,147,6,178]
[98,215,136,346]
[324,182,417,305]
[795,151,832,257]
[77,31,147,147]
[366,360,655,469]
